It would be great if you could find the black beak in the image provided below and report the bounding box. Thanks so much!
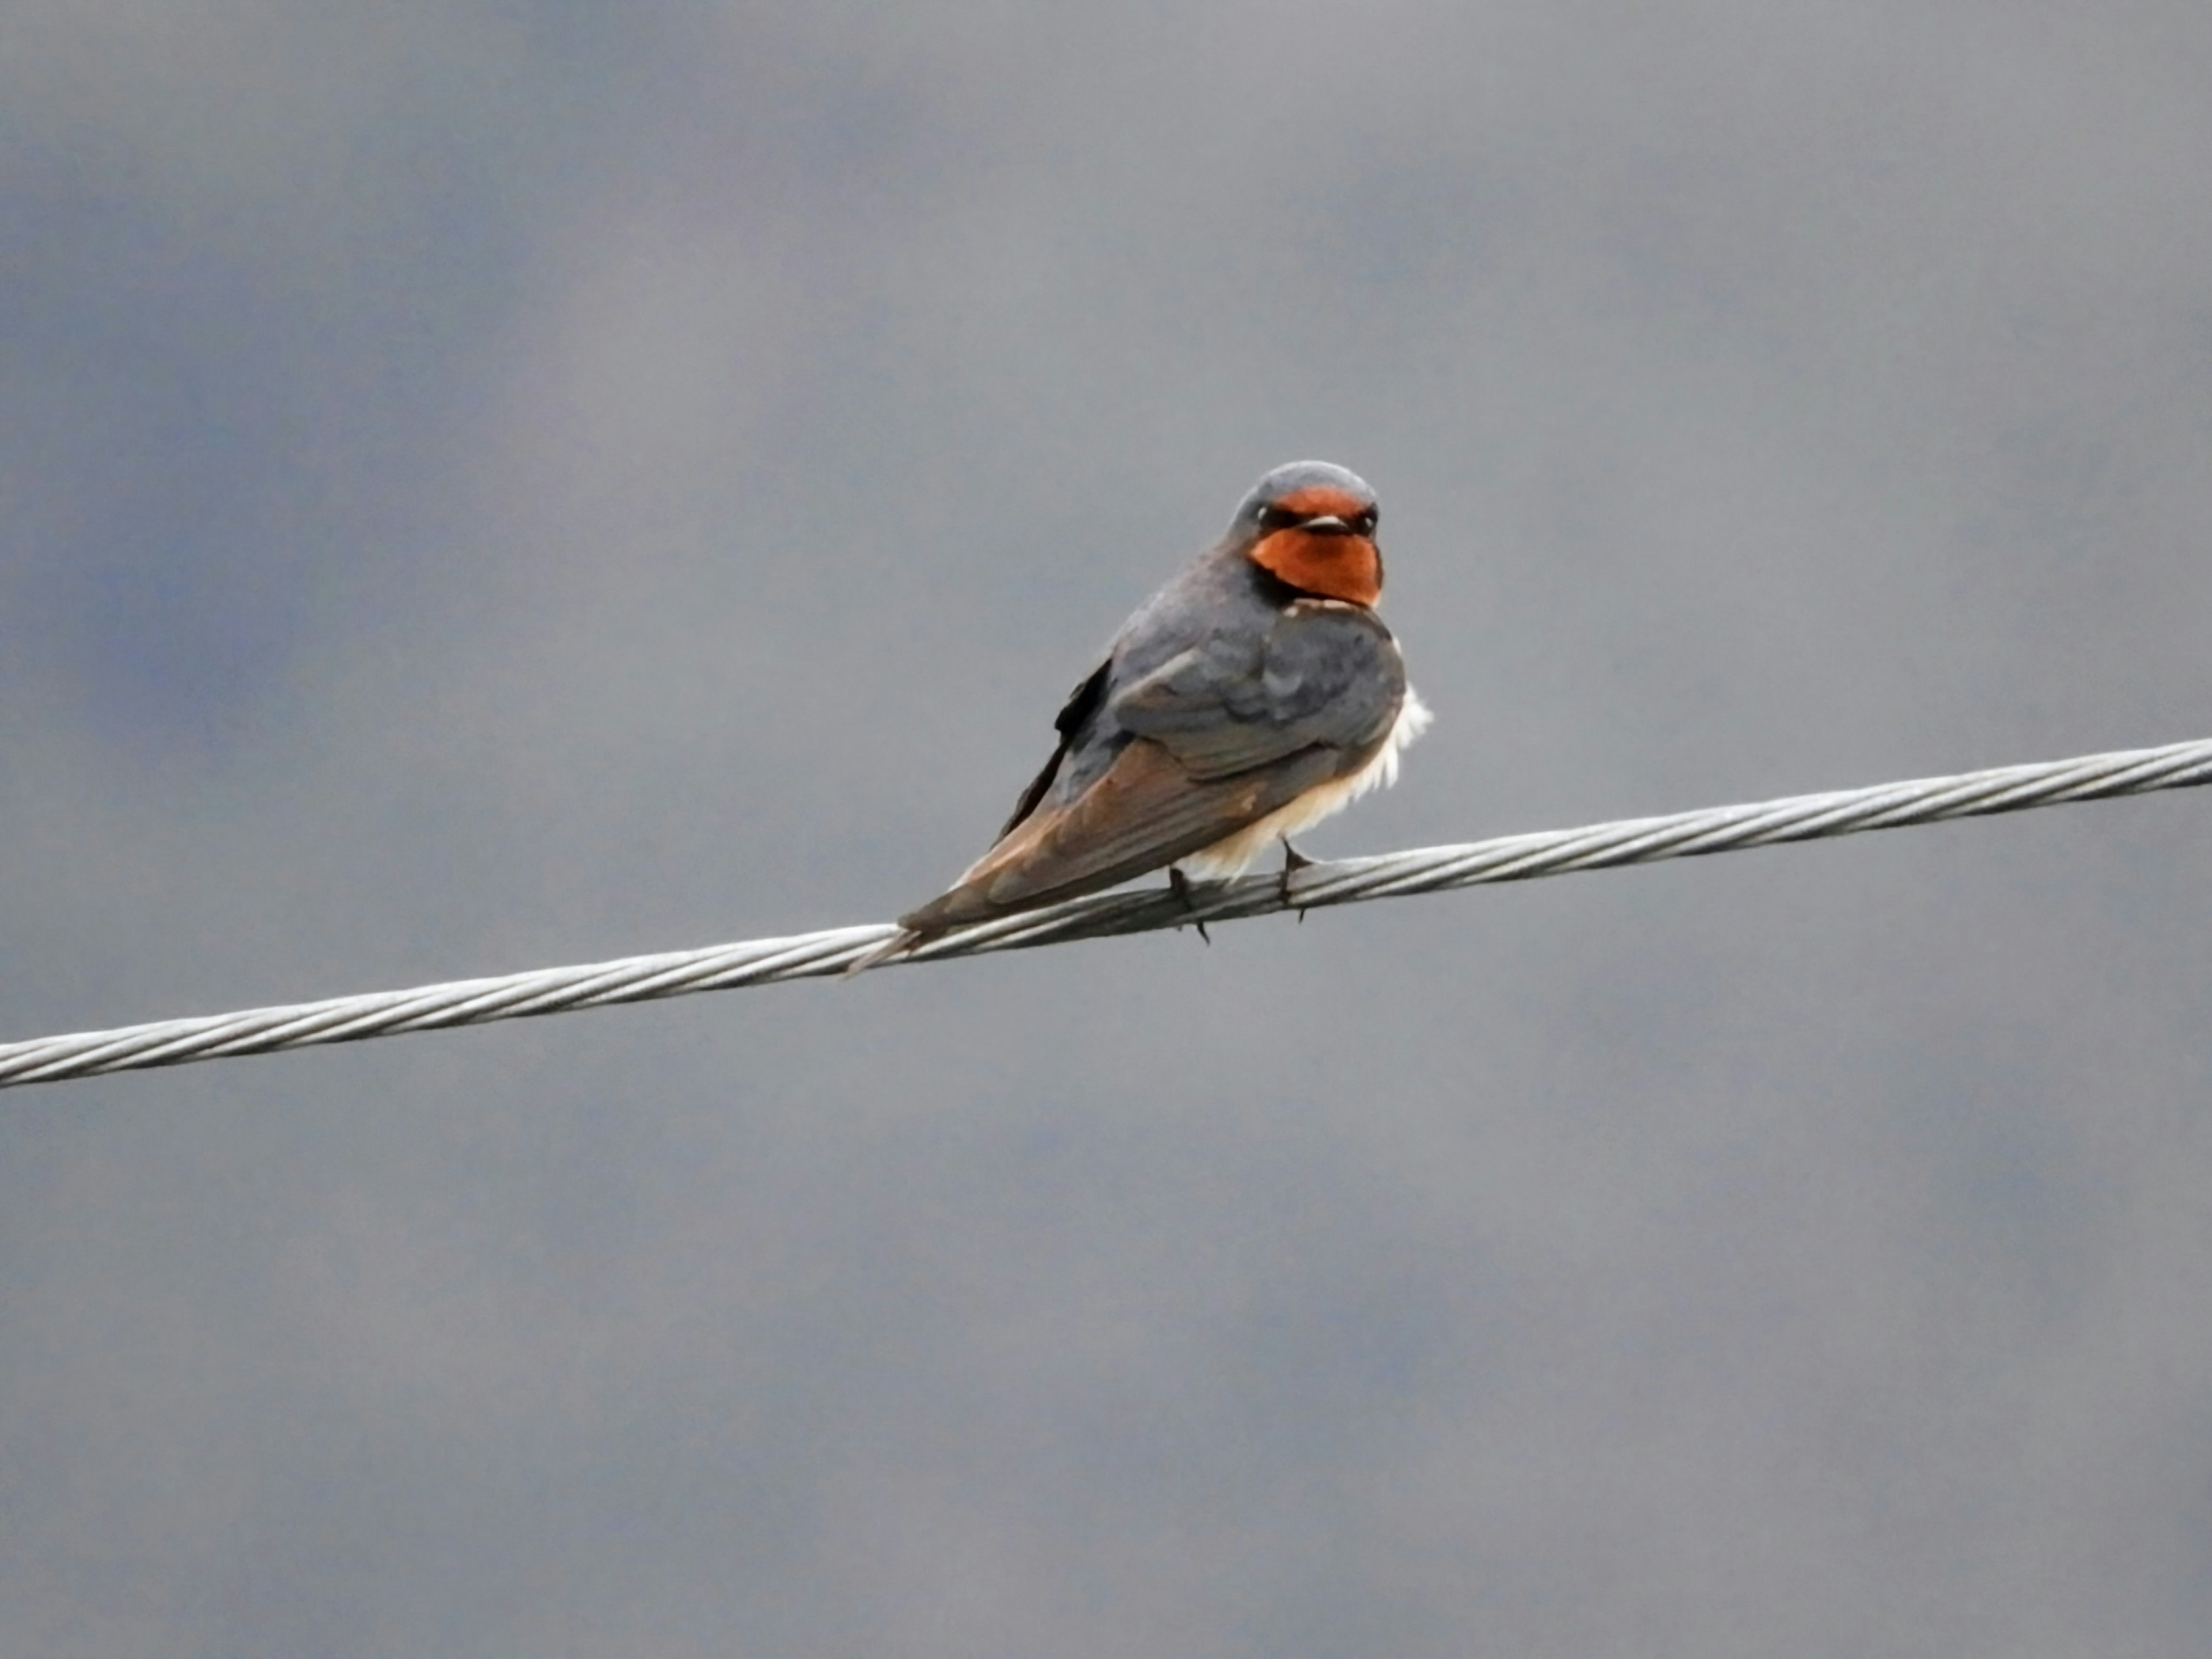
[1301,515,1351,535]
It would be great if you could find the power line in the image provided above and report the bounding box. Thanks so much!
[5,734,2209,1090]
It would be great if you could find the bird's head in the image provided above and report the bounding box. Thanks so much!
[1232,460,1382,606]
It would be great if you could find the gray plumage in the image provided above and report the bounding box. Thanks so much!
[854,461,1421,968]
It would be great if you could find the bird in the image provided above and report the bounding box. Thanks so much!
[850,460,1429,973]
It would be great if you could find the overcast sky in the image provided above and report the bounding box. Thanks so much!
[5,3,2211,1653]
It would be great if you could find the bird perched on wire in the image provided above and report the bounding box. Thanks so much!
[850,460,1430,973]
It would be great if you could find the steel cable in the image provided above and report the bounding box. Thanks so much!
[5,734,2210,1089]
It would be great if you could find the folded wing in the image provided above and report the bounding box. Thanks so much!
[897,602,1406,934]
[1111,602,1404,779]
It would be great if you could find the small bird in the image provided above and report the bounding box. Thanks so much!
[851,460,1429,972]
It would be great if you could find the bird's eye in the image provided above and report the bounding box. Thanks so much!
[1354,509,1378,535]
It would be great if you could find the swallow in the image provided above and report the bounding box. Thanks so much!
[850,460,1430,972]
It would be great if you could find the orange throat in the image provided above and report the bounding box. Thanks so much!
[1248,529,1382,605]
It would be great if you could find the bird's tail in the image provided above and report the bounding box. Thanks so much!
[842,926,926,979]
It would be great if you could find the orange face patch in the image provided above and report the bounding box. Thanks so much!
[1272,484,1372,522]
[1248,529,1382,606]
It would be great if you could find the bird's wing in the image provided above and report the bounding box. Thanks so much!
[899,737,1344,931]
[895,603,1406,933]
[997,657,1112,837]
[1109,601,1404,779]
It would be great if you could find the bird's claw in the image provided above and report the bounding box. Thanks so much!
[1168,867,1211,944]
[1279,839,1312,919]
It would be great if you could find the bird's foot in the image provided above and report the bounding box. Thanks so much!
[1168,867,1211,944]
[1279,839,1313,920]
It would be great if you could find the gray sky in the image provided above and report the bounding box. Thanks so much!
[5,3,2211,1653]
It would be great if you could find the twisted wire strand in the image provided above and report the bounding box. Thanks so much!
[5,735,2210,1090]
